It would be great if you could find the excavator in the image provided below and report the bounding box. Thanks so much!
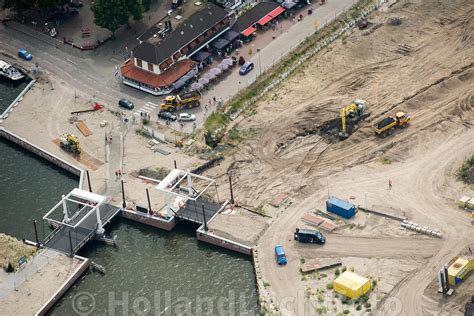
[339,99,369,139]
[59,133,81,155]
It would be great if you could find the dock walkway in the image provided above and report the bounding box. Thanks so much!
[175,198,222,225]
[44,204,120,254]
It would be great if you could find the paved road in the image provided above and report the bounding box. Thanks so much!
[0,0,355,133]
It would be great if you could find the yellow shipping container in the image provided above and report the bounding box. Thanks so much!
[333,271,372,299]
[448,257,471,285]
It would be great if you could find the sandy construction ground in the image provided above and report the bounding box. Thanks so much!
[205,0,474,314]
[1,76,202,208]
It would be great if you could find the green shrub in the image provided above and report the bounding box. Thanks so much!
[326,283,333,290]
[335,268,340,276]
[343,310,350,314]
[204,112,229,134]
[318,294,325,303]
[457,154,474,184]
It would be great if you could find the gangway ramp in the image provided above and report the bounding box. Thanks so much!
[175,198,222,225]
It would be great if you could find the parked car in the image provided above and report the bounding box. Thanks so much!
[158,110,177,121]
[18,49,32,61]
[294,228,326,244]
[274,245,287,265]
[178,113,196,122]
[171,0,183,9]
[239,61,254,75]
[118,98,134,110]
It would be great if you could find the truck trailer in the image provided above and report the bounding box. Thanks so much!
[373,112,410,137]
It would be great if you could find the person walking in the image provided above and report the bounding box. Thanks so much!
[388,179,392,190]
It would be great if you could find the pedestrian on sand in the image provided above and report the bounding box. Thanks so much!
[115,171,118,178]
[388,179,392,190]
[109,136,112,143]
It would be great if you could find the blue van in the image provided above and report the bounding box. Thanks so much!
[274,245,287,265]
[294,228,326,244]
[18,49,32,61]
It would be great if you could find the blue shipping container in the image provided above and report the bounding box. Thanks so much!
[326,197,356,219]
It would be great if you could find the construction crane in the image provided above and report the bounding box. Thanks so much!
[59,133,81,155]
[340,99,368,139]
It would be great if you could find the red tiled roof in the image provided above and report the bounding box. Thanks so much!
[241,26,257,37]
[120,59,196,89]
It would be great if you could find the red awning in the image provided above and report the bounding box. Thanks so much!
[269,6,286,18]
[241,26,257,37]
[257,15,273,26]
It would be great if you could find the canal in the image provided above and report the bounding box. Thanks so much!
[0,75,31,115]
[0,135,258,314]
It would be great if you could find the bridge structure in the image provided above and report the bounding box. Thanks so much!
[155,169,223,228]
[42,188,120,255]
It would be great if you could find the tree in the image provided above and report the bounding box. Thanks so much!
[125,0,143,21]
[142,0,152,11]
[91,0,130,36]
[37,0,61,12]
[3,0,60,14]
[92,0,145,36]
[3,0,34,14]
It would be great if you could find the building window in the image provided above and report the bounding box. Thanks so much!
[136,59,142,68]
[148,63,153,72]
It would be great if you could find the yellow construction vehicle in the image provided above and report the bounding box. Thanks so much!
[340,99,368,139]
[160,91,201,112]
[59,133,81,155]
[373,112,411,137]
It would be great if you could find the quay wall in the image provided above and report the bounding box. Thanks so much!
[120,209,178,231]
[0,79,35,120]
[35,255,90,316]
[0,127,84,188]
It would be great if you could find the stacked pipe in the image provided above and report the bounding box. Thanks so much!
[401,220,442,238]
[437,265,450,295]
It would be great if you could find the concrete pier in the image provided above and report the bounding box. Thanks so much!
[0,248,89,316]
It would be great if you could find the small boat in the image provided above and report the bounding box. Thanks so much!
[0,60,25,81]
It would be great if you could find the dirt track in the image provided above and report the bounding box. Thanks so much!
[206,0,474,314]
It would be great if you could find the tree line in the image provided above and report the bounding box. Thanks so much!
[3,0,153,36]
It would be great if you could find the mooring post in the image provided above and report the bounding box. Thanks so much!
[202,204,208,232]
[229,175,234,204]
[86,170,92,192]
[121,179,126,208]
[174,160,177,169]
[146,188,152,215]
[68,230,74,257]
[33,220,39,247]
